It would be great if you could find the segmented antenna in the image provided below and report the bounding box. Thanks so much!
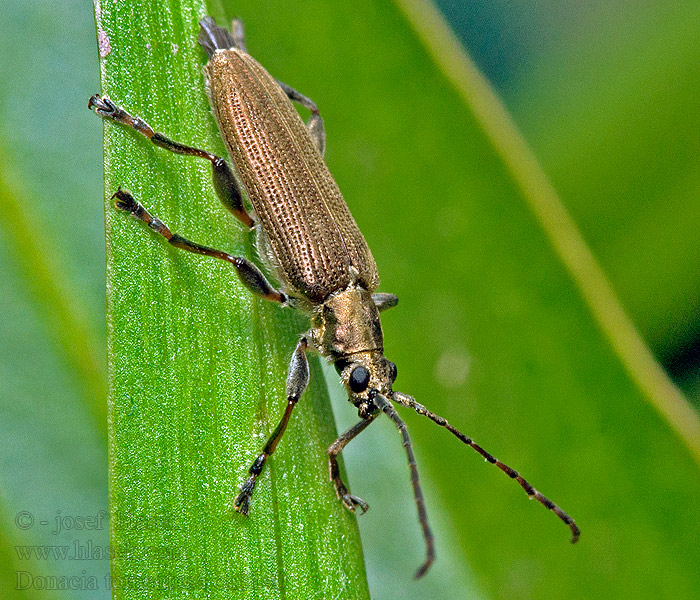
[391,391,580,543]
[372,392,435,578]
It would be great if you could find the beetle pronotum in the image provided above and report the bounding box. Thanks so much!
[90,16,579,577]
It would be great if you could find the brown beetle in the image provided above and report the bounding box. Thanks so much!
[89,16,579,577]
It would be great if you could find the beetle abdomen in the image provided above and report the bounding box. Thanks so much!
[206,49,379,302]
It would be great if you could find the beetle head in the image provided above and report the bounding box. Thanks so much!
[335,351,397,417]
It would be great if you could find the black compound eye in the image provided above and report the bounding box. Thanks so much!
[349,365,371,393]
[387,361,397,384]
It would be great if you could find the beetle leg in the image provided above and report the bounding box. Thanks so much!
[234,337,310,515]
[88,94,255,229]
[229,18,247,52]
[276,80,326,156]
[111,189,285,304]
[327,414,378,514]
[371,292,399,312]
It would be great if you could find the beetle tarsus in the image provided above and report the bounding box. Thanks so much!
[337,487,369,515]
[88,94,116,116]
[89,94,155,138]
[233,491,251,516]
[111,188,138,213]
[88,92,256,227]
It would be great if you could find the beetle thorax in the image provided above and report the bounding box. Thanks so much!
[312,286,383,360]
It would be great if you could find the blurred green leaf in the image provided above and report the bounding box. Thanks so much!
[383,2,700,597]
[0,1,109,599]
[509,0,700,365]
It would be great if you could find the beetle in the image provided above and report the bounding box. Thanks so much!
[89,16,579,577]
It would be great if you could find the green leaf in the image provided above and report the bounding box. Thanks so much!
[95,1,368,598]
[508,0,700,364]
[347,1,700,598]
[0,2,109,599]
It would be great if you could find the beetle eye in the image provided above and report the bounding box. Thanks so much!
[349,365,370,393]
[387,361,397,383]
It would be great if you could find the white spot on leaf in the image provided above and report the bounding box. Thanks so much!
[435,348,471,388]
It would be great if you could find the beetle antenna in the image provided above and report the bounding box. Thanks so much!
[391,391,580,543]
[372,392,435,578]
